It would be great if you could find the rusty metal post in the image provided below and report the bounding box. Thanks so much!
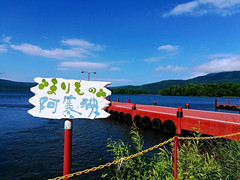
[174,136,178,180]
[63,119,73,179]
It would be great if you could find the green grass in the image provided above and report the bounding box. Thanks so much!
[102,131,240,180]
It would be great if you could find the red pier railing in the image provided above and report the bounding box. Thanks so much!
[215,99,240,111]
[107,99,240,141]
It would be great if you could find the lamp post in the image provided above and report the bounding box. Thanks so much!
[81,71,96,81]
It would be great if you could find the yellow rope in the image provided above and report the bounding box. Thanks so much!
[178,132,240,140]
[48,132,240,180]
[48,137,174,180]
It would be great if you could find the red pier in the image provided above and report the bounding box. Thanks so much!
[215,99,240,111]
[107,99,240,140]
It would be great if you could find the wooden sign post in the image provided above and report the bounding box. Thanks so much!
[28,77,111,179]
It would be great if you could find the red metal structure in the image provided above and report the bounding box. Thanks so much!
[215,99,240,111]
[63,119,73,180]
[107,100,240,140]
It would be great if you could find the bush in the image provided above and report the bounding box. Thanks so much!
[102,131,240,180]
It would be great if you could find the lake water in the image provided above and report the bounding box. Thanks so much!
[0,92,239,180]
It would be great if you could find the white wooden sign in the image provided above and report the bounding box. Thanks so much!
[28,77,111,119]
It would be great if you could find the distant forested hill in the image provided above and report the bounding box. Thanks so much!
[0,79,35,92]
[159,83,240,97]
[2,71,240,93]
[110,71,240,94]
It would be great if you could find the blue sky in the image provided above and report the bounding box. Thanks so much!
[1,0,240,86]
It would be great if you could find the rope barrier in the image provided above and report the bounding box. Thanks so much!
[48,137,174,180]
[178,132,240,140]
[48,132,240,180]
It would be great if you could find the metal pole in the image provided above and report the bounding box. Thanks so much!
[215,99,218,111]
[176,107,183,135]
[63,119,73,179]
[81,71,96,81]
[174,136,178,180]
[132,103,136,110]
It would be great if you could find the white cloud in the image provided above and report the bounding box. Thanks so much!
[10,38,105,60]
[96,78,132,83]
[143,56,162,62]
[0,45,7,53]
[10,43,89,59]
[207,53,236,59]
[163,0,240,17]
[158,45,179,52]
[110,67,121,71]
[57,67,68,71]
[0,34,12,53]
[58,61,108,69]
[193,54,240,75]
[144,47,179,63]
[1,35,12,44]
[61,39,105,51]
[155,65,186,72]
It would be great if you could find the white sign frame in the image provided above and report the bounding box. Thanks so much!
[28,77,111,119]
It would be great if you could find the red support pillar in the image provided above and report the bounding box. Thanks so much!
[128,99,130,103]
[215,99,218,111]
[63,119,73,179]
[124,100,126,103]
[228,100,230,104]
[174,136,178,180]
[116,98,119,102]
[107,97,111,107]
[132,103,136,110]
[105,97,110,111]
[176,107,183,135]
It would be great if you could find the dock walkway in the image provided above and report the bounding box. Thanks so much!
[107,101,240,140]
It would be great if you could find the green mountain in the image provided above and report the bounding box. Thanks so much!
[2,71,240,93]
[112,71,240,94]
[0,79,35,92]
